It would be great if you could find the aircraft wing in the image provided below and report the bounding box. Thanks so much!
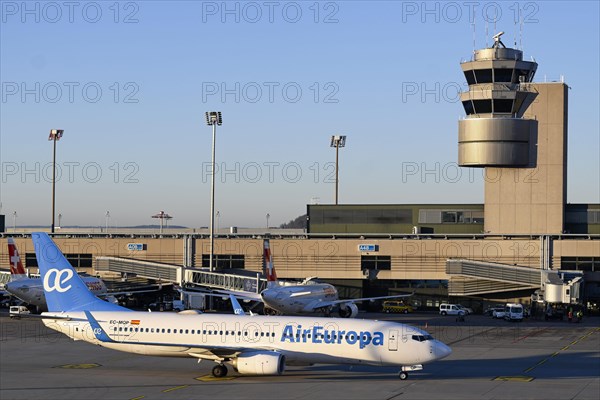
[213,289,262,302]
[305,293,414,311]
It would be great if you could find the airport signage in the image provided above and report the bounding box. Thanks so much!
[358,244,378,252]
[127,243,146,251]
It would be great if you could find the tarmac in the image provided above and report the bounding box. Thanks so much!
[1,311,598,400]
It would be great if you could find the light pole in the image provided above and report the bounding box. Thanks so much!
[330,135,347,205]
[12,211,17,232]
[49,129,64,233]
[266,213,270,229]
[58,213,62,228]
[216,211,220,233]
[105,211,110,233]
[152,211,172,234]
[205,111,222,272]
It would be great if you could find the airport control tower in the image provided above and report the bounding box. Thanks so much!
[459,32,568,234]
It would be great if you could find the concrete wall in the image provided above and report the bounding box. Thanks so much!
[485,83,568,234]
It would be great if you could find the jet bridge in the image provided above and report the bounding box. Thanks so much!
[96,256,267,294]
[96,257,181,282]
[446,259,542,296]
[186,269,267,294]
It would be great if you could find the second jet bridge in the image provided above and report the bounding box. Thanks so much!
[446,258,542,296]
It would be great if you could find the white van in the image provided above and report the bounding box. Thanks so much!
[504,303,524,321]
[439,304,465,316]
[9,305,30,319]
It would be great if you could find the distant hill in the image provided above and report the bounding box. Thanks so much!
[279,214,307,229]
[18,225,189,229]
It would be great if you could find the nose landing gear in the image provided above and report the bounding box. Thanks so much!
[399,364,423,380]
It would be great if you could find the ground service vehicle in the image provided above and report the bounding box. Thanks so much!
[439,304,465,316]
[504,303,524,321]
[382,301,414,314]
[9,305,30,318]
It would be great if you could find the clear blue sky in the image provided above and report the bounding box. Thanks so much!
[1,1,598,228]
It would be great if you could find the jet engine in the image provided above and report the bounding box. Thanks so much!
[338,303,359,318]
[232,351,286,375]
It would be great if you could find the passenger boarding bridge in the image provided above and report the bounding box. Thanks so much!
[96,256,267,294]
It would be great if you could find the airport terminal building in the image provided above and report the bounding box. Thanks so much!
[1,39,599,312]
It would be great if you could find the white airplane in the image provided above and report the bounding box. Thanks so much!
[218,239,412,318]
[34,232,451,380]
[3,238,158,312]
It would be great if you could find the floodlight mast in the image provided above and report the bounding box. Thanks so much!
[205,112,222,272]
[330,135,346,205]
[48,129,64,233]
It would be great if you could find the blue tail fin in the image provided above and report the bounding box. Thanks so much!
[32,232,129,312]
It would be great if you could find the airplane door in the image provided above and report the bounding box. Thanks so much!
[388,329,398,351]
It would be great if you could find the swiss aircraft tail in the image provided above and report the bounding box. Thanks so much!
[32,232,128,313]
[7,238,27,280]
[264,239,278,287]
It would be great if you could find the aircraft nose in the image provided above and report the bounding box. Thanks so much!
[5,282,19,293]
[261,290,274,301]
[433,340,452,360]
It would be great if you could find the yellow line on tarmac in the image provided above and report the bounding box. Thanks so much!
[494,376,535,382]
[53,363,102,369]
[162,385,188,393]
[130,396,145,400]
[525,328,599,373]
[196,375,236,382]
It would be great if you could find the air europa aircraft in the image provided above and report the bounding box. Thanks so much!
[34,232,451,379]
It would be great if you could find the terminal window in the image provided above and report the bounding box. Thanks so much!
[25,253,93,269]
[201,254,245,269]
[560,257,599,272]
[361,255,391,271]
[419,210,484,224]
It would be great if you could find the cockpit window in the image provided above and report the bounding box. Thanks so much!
[411,335,434,342]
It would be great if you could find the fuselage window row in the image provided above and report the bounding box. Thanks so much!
[111,326,277,338]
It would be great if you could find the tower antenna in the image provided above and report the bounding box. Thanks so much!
[520,15,524,50]
[472,22,476,54]
[514,12,518,47]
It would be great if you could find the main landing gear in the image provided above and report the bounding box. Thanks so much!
[399,371,408,380]
[212,364,228,378]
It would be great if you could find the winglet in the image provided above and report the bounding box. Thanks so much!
[32,232,129,313]
[229,294,245,315]
[84,310,114,342]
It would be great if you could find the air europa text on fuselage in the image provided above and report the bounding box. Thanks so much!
[281,325,384,349]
